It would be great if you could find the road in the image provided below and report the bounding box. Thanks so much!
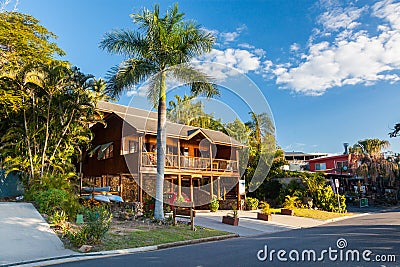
[53,208,400,267]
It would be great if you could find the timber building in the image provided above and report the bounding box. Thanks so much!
[81,101,244,209]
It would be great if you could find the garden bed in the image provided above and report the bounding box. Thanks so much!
[59,217,231,252]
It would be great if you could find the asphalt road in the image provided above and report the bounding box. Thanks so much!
[53,208,400,267]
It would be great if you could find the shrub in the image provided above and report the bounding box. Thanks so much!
[68,206,112,246]
[84,206,112,242]
[314,186,346,213]
[34,188,68,215]
[210,196,219,212]
[260,201,271,215]
[32,188,79,219]
[283,195,301,210]
[245,197,259,210]
[25,173,80,219]
[48,210,68,225]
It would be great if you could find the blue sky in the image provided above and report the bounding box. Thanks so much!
[6,0,400,154]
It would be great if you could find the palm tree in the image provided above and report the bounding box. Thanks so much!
[99,4,218,220]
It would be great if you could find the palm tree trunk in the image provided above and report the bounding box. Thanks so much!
[154,71,167,220]
[23,108,35,182]
[40,94,52,179]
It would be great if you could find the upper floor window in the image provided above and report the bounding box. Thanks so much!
[336,161,348,170]
[98,144,113,160]
[122,138,138,155]
[315,163,326,171]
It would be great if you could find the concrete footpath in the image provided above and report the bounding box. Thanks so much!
[0,202,77,266]
[194,210,334,237]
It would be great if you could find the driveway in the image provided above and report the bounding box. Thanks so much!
[0,202,76,266]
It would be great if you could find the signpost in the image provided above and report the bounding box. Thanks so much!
[335,179,341,212]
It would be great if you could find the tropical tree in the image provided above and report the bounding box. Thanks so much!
[350,138,390,157]
[167,94,226,132]
[0,11,65,71]
[1,59,104,182]
[99,4,217,220]
[389,123,400,138]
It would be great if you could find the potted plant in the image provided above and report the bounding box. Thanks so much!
[210,196,219,212]
[257,201,272,221]
[222,206,239,226]
[245,197,259,210]
[281,195,299,216]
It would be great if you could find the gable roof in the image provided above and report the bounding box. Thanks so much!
[97,101,244,148]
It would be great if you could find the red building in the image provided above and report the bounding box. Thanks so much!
[307,154,355,177]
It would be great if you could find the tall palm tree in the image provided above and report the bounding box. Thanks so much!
[99,4,218,220]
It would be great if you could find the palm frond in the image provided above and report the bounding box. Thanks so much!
[105,59,157,99]
[99,30,148,59]
[168,64,219,98]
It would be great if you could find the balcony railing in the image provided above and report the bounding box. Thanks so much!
[141,152,238,172]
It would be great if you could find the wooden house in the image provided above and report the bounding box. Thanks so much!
[81,101,244,209]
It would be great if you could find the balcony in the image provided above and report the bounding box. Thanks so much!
[141,152,238,172]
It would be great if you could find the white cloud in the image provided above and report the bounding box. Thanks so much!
[194,48,263,81]
[290,43,300,52]
[238,43,256,49]
[220,25,247,43]
[272,0,400,95]
[317,5,367,32]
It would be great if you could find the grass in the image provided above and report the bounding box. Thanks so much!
[93,224,231,252]
[293,208,352,220]
[267,207,352,220]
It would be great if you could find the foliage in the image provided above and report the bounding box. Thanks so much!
[283,195,301,210]
[314,186,347,213]
[32,188,69,215]
[68,206,112,246]
[227,205,239,218]
[1,64,105,181]
[260,201,271,215]
[83,206,113,242]
[100,3,217,220]
[25,173,80,218]
[389,123,400,138]
[48,210,68,226]
[260,180,282,201]
[245,197,259,209]
[209,196,219,212]
[350,138,390,156]
[0,12,65,71]
[0,12,106,188]
[167,94,226,132]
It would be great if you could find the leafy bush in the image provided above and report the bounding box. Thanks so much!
[33,188,68,215]
[25,173,80,219]
[210,196,219,212]
[68,206,112,246]
[283,195,301,210]
[260,201,271,215]
[314,186,346,213]
[48,210,68,225]
[245,197,259,210]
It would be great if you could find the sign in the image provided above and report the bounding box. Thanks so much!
[239,180,246,195]
[360,198,368,207]
[335,179,339,189]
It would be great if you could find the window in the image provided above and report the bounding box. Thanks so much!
[98,144,113,160]
[315,163,326,171]
[121,138,138,155]
[128,140,137,154]
[336,161,348,169]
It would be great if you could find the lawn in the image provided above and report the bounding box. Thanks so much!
[269,208,352,220]
[86,220,232,252]
[293,208,352,220]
